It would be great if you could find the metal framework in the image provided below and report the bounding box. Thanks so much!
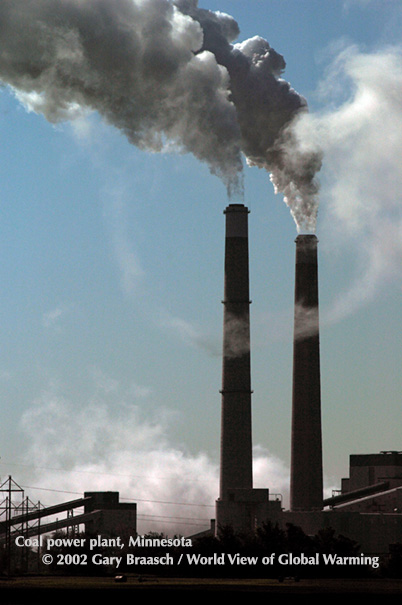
[0,475,88,573]
[0,476,40,573]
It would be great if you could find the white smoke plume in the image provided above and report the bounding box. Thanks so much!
[13,385,292,535]
[0,0,321,230]
[18,388,218,536]
[293,45,402,320]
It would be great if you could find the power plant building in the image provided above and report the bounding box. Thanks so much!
[213,205,402,554]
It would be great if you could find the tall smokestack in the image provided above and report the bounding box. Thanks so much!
[290,234,323,511]
[219,203,253,500]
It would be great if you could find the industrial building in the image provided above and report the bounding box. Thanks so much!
[0,480,136,567]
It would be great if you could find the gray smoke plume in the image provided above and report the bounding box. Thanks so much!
[0,0,321,230]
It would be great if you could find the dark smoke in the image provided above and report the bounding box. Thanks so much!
[0,0,321,230]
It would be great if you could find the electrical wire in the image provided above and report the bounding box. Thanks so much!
[20,484,215,508]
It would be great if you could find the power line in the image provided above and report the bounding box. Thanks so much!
[138,513,208,522]
[15,485,211,527]
[121,496,214,508]
[20,484,215,508]
[137,517,208,527]
[0,480,213,530]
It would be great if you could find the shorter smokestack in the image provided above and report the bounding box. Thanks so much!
[290,234,323,511]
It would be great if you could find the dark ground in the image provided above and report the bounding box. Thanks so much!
[1,575,402,602]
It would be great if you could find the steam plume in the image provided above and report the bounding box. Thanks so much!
[293,45,402,319]
[15,385,291,535]
[0,0,321,230]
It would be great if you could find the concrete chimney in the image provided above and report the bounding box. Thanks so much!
[215,204,279,533]
[219,203,253,500]
[290,234,323,511]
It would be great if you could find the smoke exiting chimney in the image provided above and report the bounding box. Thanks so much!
[290,234,323,511]
[0,1,322,225]
[219,203,253,500]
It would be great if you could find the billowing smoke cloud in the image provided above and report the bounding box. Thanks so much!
[293,45,402,320]
[0,0,321,230]
[176,0,322,230]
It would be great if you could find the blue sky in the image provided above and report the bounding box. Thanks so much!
[1,0,402,534]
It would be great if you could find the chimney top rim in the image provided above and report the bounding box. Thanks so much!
[295,234,318,244]
[224,203,249,214]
